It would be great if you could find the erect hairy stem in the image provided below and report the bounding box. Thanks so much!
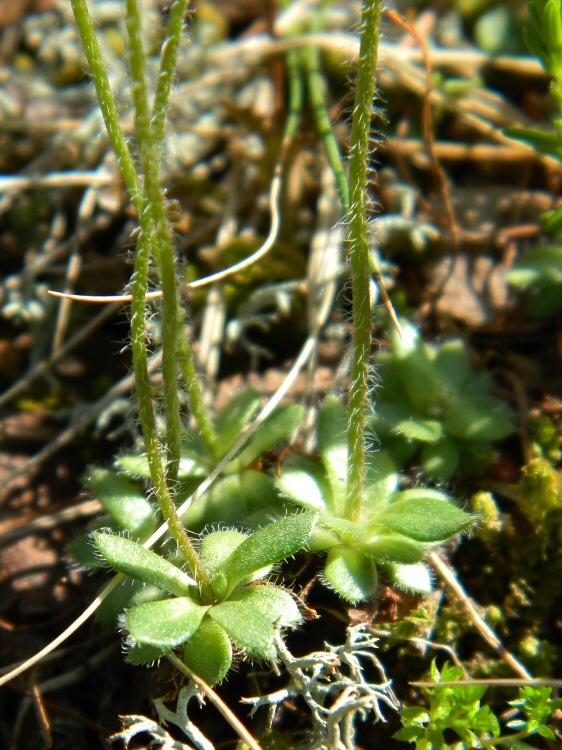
[151,0,190,158]
[124,0,211,594]
[72,0,211,596]
[345,0,382,522]
[70,0,142,210]
[125,0,182,483]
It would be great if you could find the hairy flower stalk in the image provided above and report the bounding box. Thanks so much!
[345,0,382,521]
[71,0,212,597]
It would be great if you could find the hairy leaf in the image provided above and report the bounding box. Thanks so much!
[445,396,515,442]
[324,546,378,603]
[378,498,473,542]
[90,468,157,537]
[183,618,232,686]
[317,396,348,515]
[125,597,209,648]
[93,532,195,596]
[209,600,276,659]
[223,511,317,590]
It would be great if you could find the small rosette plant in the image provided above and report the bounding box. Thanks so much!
[117,387,304,531]
[93,510,317,686]
[72,388,303,567]
[276,397,474,603]
[368,322,515,480]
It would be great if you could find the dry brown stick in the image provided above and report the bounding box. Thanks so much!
[167,653,263,750]
[429,552,532,680]
[0,172,116,193]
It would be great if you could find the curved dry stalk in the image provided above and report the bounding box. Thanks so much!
[0,575,123,688]
[48,167,282,305]
[166,654,263,750]
[429,552,532,680]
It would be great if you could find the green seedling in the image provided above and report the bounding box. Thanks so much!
[93,511,317,685]
[394,661,562,748]
[277,397,474,602]
[368,321,515,480]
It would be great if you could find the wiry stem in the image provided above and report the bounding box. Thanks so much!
[125,0,182,483]
[70,0,142,210]
[345,0,382,521]
[72,0,211,595]
[124,0,210,593]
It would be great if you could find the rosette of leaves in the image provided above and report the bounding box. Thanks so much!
[368,322,515,480]
[276,397,474,603]
[92,510,317,686]
[71,388,303,618]
[73,388,303,566]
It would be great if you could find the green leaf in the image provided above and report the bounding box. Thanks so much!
[226,404,304,474]
[183,618,232,685]
[126,642,172,665]
[506,246,562,286]
[364,451,399,509]
[395,418,443,443]
[366,534,426,564]
[199,529,248,582]
[117,450,211,480]
[370,401,412,438]
[324,546,378,603]
[276,455,331,511]
[209,599,276,659]
[388,562,432,592]
[391,487,453,504]
[378,497,473,542]
[433,339,472,401]
[229,584,301,627]
[93,532,195,596]
[544,0,562,63]
[125,596,209,648]
[116,454,152,478]
[505,126,562,157]
[393,726,426,742]
[391,323,441,411]
[214,388,261,455]
[445,396,515,442]
[223,511,317,590]
[317,396,348,514]
[421,439,460,480]
[181,470,279,532]
[544,205,562,233]
[89,468,157,537]
[537,725,556,739]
